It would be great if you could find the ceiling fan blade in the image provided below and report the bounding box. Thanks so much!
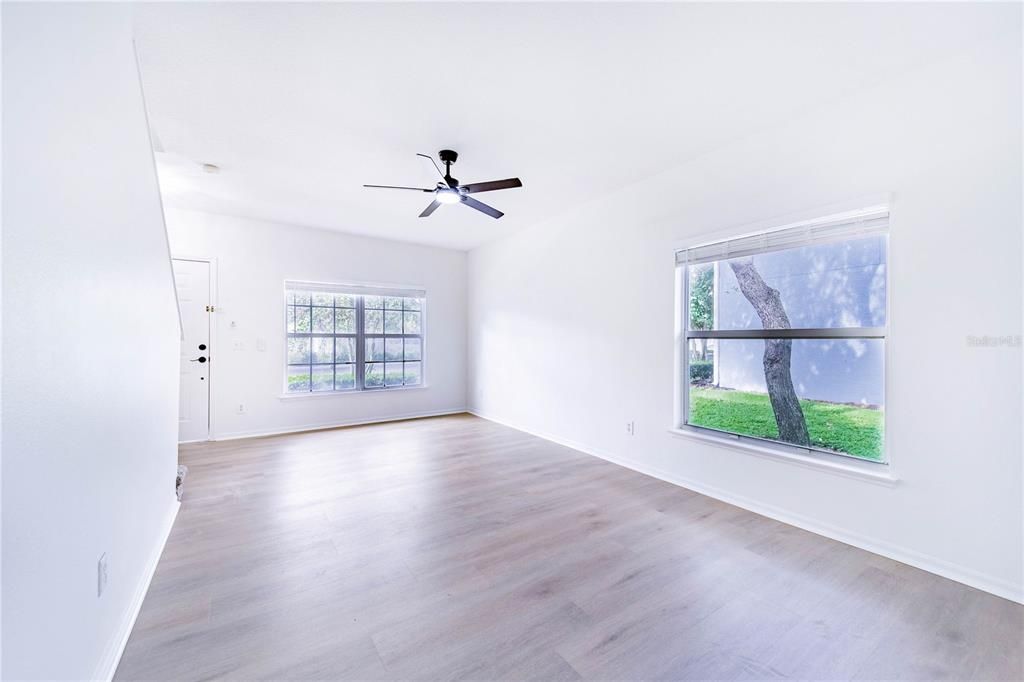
[461,196,504,219]
[364,184,433,192]
[416,153,447,182]
[419,199,442,218]
[460,178,523,194]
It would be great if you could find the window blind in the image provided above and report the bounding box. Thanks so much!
[676,207,889,266]
[285,280,426,299]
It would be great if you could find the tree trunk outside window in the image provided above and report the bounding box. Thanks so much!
[728,259,811,446]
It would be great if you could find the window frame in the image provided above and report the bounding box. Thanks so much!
[283,282,425,395]
[674,205,891,470]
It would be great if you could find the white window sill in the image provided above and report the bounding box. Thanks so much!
[279,384,429,400]
[667,426,898,486]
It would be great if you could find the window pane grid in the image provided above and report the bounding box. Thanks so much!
[360,294,422,389]
[286,289,422,393]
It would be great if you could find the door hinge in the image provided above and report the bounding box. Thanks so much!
[206,305,216,313]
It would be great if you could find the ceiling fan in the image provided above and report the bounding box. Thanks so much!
[364,149,522,219]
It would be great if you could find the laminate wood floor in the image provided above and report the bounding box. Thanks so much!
[116,414,1023,681]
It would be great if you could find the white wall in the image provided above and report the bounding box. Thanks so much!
[1,3,5,675]
[2,4,181,680]
[164,208,467,439]
[468,24,1023,601]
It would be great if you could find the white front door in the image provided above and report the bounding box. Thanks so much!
[173,259,211,442]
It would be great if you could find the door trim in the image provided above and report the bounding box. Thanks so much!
[172,255,218,442]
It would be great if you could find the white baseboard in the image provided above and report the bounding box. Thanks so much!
[468,409,1024,605]
[93,499,180,681]
[206,408,468,442]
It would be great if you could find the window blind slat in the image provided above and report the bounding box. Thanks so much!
[285,280,426,299]
[676,208,888,265]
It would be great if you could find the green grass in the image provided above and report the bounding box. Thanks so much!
[689,386,884,461]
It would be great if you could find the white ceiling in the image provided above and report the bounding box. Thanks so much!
[134,2,1006,250]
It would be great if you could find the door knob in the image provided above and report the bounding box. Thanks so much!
[190,356,207,363]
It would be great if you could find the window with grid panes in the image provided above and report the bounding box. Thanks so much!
[285,283,424,393]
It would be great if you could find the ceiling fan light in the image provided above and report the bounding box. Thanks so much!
[436,190,462,204]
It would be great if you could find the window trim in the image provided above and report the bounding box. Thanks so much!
[666,425,898,486]
[283,280,426,395]
[278,384,429,400]
[674,202,891,470]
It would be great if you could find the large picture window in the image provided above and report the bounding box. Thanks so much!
[677,208,888,462]
[285,282,424,393]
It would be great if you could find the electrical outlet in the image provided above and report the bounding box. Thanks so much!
[626,421,636,436]
[233,340,245,351]
[256,337,267,352]
[97,553,108,597]
[237,403,246,415]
